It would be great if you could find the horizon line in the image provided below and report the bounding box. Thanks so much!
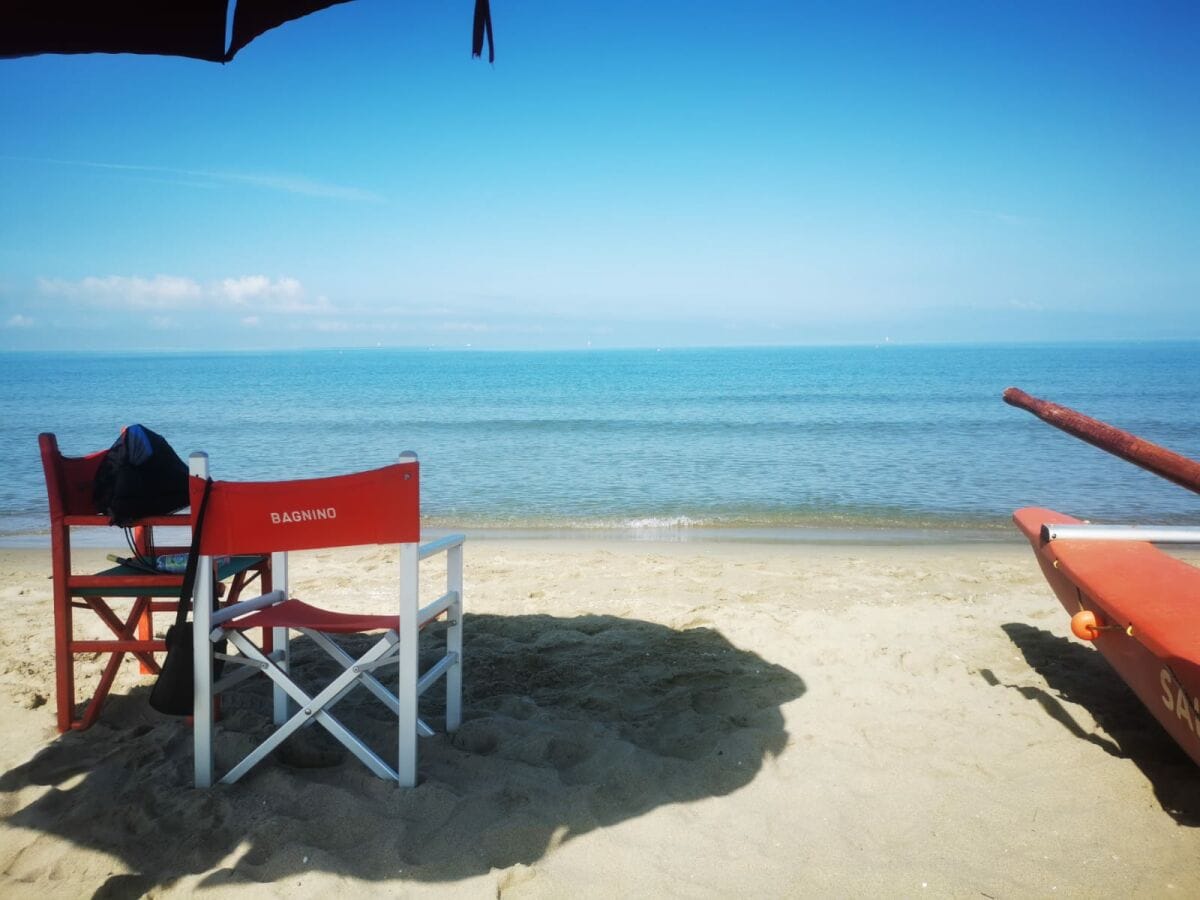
[2,337,1198,356]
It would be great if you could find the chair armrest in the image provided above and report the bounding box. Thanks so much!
[418,533,466,560]
[211,589,287,630]
[415,534,464,628]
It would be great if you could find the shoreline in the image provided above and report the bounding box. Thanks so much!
[0,523,1026,551]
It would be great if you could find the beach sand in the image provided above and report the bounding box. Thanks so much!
[1,539,1198,898]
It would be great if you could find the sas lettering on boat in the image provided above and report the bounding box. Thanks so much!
[269,508,338,525]
[1160,668,1200,739]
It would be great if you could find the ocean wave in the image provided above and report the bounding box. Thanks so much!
[596,515,707,530]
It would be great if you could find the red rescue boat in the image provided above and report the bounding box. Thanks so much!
[1006,388,1200,767]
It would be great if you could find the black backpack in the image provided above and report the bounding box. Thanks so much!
[92,424,190,526]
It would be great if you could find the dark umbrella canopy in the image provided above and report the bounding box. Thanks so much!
[0,0,493,63]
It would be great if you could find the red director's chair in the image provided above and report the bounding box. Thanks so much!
[39,432,271,732]
[187,451,464,787]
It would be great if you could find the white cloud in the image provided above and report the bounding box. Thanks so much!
[215,276,329,313]
[217,275,301,303]
[4,313,33,328]
[38,275,203,309]
[37,274,334,315]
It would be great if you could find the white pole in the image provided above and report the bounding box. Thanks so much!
[1043,524,1200,544]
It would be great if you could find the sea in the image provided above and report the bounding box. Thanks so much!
[2,342,1198,545]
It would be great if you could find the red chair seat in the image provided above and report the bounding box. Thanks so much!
[228,598,405,634]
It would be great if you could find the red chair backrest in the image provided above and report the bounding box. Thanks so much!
[39,433,108,521]
[192,461,420,555]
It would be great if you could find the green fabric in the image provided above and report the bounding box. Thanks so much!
[74,555,265,598]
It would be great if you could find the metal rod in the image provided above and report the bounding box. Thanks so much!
[1004,387,1200,495]
[417,652,458,696]
[1042,524,1200,544]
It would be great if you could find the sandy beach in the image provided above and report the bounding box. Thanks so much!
[1,538,1198,898]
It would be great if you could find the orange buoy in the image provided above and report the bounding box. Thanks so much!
[1071,609,1104,641]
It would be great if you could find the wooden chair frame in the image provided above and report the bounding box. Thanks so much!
[39,432,270,732]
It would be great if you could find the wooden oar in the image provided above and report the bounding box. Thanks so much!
[1003,387,1200,496]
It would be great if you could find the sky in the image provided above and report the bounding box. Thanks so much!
[1,1,1197,351]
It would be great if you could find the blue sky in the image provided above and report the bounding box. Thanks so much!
[1,1,1197,351]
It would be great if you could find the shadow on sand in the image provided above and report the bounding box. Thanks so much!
[988,622,1200,825]
[2,612,804,896]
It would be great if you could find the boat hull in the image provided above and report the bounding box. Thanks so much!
[1014,507,1200,767]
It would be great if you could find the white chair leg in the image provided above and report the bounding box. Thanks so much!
[445,542,464,732]
[272,625,290,726]
[397,542,420,787]
[270,551,290,726]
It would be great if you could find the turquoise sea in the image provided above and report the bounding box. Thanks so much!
[1,343,1197,544]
